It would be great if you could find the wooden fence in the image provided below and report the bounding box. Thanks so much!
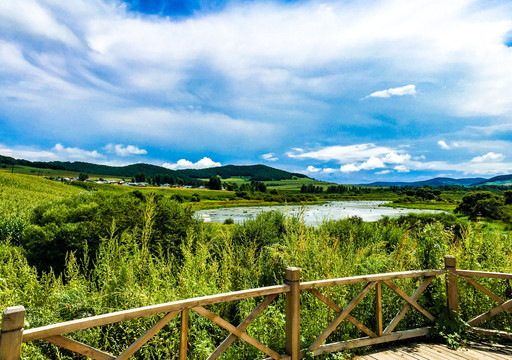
[1,255,512,360]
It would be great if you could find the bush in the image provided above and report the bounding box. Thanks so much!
[21,192,196,273]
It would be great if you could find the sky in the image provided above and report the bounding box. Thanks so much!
[1,0,512,184]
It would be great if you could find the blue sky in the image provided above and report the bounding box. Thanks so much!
[1,0,512,183]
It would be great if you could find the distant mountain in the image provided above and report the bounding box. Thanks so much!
[47,161,195,181]
[471,174,512,186]
[362,177,487,188]
[0,155,307,183]
[177,164,308,181]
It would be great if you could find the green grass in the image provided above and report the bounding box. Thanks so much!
[0,165,123,181]
[0,172,84,218]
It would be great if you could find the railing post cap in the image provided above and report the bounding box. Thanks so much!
[2,306,25,332]
[285,267,301,281]
[3,306,25,316]
[445,255,456,268]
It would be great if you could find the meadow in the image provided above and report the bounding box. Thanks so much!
[1,172,512,359]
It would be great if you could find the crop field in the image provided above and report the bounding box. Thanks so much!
[0,172,84,218]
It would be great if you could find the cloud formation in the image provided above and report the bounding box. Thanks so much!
[1,0,512,181]
[261,153,278,161]
[163,157,221,170]
[105,144,147,156]
[366,85,417,99]
[471,152,505,163]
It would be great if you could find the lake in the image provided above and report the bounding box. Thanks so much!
[194,201,444,226]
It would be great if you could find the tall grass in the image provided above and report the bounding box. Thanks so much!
[1,183,512,358]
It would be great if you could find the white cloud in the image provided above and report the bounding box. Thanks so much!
[366,85,417,99]
[360,156,385,170]
[394,165,410,173]
[0,143,103,162]
[98,108,279,151]
[52,143,102,160]
[288,144,407,163]
[163,157,221,170]
[340,163,361,173]
[104,144,147,156]
[382,152,411,164]
[322,168,338,174]
[376,170,392,175]
[471,152,505,163]
[338,156,386,173]
[437,140,451,150]
[261,153,278,161]
[306,165,321,173]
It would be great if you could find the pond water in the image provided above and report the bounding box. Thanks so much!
[194,201,444,226]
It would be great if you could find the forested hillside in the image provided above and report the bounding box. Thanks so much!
[178,164,308,181]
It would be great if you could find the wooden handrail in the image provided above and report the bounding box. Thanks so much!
[300,269,444,290]
[4,257,512,360]
[456,269,512,279]
[21,284,289,342]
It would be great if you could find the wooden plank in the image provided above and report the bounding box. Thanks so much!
[371,350,405,360]
[308,289,377,338]
[308,282,377,351]
[179,309,189,360]
[456,270,512,280]
[0,306,26,360]
[468,298,512,326]
[311,327,431,355]
[419,344,465,360]
[383,277,434,335]
[470,327,512,340]
[458,348,499,360]
[376,281,383,337]
[208,294,278,360]
[460,276,505,304]
[116,311,179,360]
[467,347,511,360]
[44,335,115,360]
[300,270,444,290]
[193,306,281,359]
[393,346,431,360]
[383,280,434,321]
[285,267,301,360]
[23,284,289,342]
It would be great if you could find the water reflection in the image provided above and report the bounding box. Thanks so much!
[195,201,444,226]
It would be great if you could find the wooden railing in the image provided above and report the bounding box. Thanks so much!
[1,255,512,360]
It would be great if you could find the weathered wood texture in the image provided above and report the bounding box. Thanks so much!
[357,342,512,360]
[179,309,189,360]
[285,267,301,360]
[0,306,25,360]
[445,255,459,315]
[22,284,289,342]
[12,258,512,360]
[300,270,444,290]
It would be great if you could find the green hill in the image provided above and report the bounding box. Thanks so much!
[178,164,307,181]
[0,155,308,183]
[472,174,512,186]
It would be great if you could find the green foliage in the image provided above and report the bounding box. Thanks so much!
[455,191,504,220]
[207,176,222,190]
[21,191,196,273]
[2,174,512,358]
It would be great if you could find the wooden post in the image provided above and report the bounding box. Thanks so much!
[179,309,189,360]
[376,281,383,336]
[445,256,459,315]
[0,306,25,360]
[285,267,300,360]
